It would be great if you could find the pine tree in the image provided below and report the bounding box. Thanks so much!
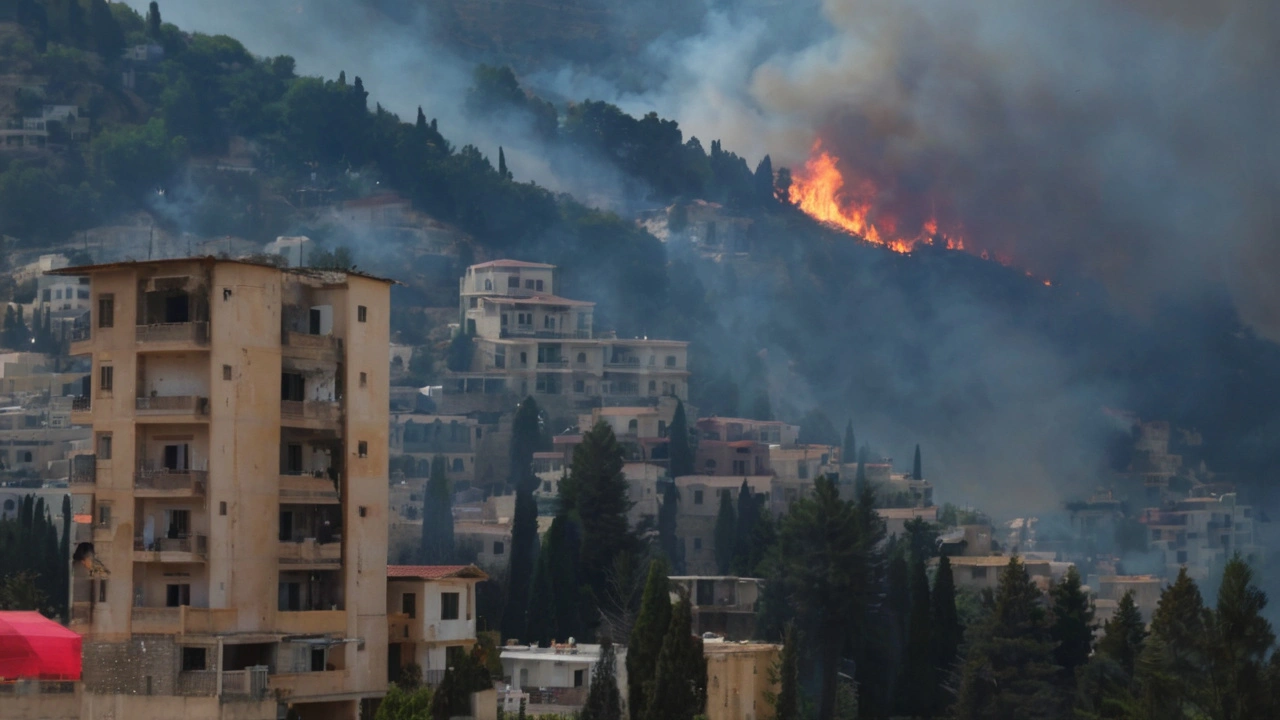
[419,455,454,564]
[912,444,923,480]
[502,480,538,641]
[1050,565,1095,682]
[954,556,1064,720]
[582,637,623,720]
[627,559,671,720]
[1097,590,1146,678]
[842,421,855,465]
[1077,590,1147,719]
[560,421,636,613]
[657,481,682,572]
[668,399,693,477]
[146,1,161,38]
[713,489,736,574]
[644,597,707,720]
[1205,554,1275,720]
[1135,566,1207,717]
[930,555,962,712]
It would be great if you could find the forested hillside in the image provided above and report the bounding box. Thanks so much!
[5,2,1280,515]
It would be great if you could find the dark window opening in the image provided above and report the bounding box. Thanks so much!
[358,305,367,323]
[441,592,460,620]
[281,372,305,401]
[98,295,114,328]
[182,647,207,672]
[402,593,416,619]
[166,583,191,607]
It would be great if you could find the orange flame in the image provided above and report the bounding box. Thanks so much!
[788,141,963,254]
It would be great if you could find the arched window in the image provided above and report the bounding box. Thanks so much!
[576,352,586,364]
[628,419,638,432]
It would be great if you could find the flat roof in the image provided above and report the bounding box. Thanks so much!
[471,259,556,270]
[48,256,396,284]
[387,565,488,581]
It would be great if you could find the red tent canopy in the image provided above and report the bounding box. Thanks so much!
[0,611,82,681]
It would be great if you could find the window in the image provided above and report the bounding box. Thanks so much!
[166,583,191,607]
[441,592,460,620]
[971,567,988,580]
[98,365,113,393]
[693,538,703,551]
[97,433,112,459]
[733,460,746,475]
[544,315,554,329]
[574,380,585,393]
[223,365,232,380]
[359,372,367,388]
[182,647,207,672]
[507,276,519,288]
[282,372,305,401]
[469,297,478,308]
[359,506,367,518]
[41,289,51,302]
[798,462,809,480]
[648,380,656,393]
[501,314,508,326]
[311,647,326,672]
[576,352,586,364]
[577,313,588,330]
[485,279,493,290]
[666,355,677,367]
[97,503,111,527]
[574,669,585,687]
[519,352,527,366]
[704,459,717,471]
[402,593,416,619]
[694,490,704,505]
[219,501,227,516]
[358,441,368,458]
[98,580,108,603]
[493,541,505,556]
[494,347,505,369]
[97,294,114,328]
[358,305,368,322]
[525,279,535,289]
[452,458,464,472]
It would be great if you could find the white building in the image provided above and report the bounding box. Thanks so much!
[499,642,627,715]
[386,565,488,685]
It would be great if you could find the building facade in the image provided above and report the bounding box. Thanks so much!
[60,258,392,720]
[386,565,487,686]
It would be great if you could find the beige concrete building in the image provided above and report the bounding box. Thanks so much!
[59,257,392,720]
[1093,575,1163,626]
[442,260,690,421]
[670,576,762,640]
[702,640,781,720]
[386,565,488,686]
[676,475,774,575]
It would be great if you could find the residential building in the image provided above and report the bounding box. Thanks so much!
[622,461,667,527]
[1142,491,1261,581]
[389,413,486,488]
[58,257,392,720]
[695,439,770,480]
[670,576,762,640]
[37,274,91,314]
[702,640,781,720]
[386,565,488,686]
[676,475,773,575]
[1093,575,1163,625]
[499,642,628,716]
[878,506,940,540]
[441,260,690,419]
[768,444,840,513]
[938,524,995,557]
[938,556,1064,593]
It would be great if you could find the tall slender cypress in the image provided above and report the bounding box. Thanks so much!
[627,560,671,720]
[713,489,736,574]
[668,399,693,478]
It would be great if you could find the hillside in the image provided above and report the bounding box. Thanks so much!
[3,3,1280,517]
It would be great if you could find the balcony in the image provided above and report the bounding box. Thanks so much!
[69,325,92,355]
[282,331,341,363]
[278,538,341,567]
[131,606,182,634]
[135,395,210,419]
[136,321,209,348]
[133,533,208,562]
[606,357,641,369]
[537,359,570,369]
[279,473,341,503]
[499,328,592,340]
[69,454,96,487]
[130,606,238,635]
[280,399,341,429]
[134,468,208,497]
[270,669,350,701]
[276,610,346,635]
[176,667,268,700]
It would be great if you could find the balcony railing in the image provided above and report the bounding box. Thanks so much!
[176,668,268,699]
[279,474,340,503]
[499,328,592,340]
[135,395,210,415]
[278,538,342,565]
[606,357,641,368]
[537,359,570,369]
[283,331,341,350]
[281,399,341,424]
[71,396,91,412]
[136,321,209,345]
[134,533,208,556]
[135,468,208,495]
[71,324,92,342]
[70,454,96,485]
[176,670,217,696]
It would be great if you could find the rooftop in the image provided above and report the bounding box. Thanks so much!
[482,294,594,308]
[387,565,488,581]
[471,259,557,270]
[47,256,396,284]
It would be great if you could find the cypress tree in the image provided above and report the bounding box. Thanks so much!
[147,1,161,37]
[524,543,556,647]
[498,147,511,180]
[545,514,584,641]
[954,556,1064,719]
[931,555,962,713]
[509,397,541,492]
[731,480,755,574]
[769,621,801,720]
[1050,565,1095,683]
[627,559,671,720]
[842,421,855,465]
[419,455,454,564]
[582,637,623,720]
[668,399,693,477]
[754,154,775,202]
[912,444,923,480]
[644,597,707,720]
[502,480,538,641]
[901,555,934,716]
[657,481,682,572]
[713,489,736,574]
[416,106,427,133]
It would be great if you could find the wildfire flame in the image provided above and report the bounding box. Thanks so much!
[787,140,1053,286]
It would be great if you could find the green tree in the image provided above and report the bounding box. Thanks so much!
[498,146,512,181]
[841,421,855,464]
[903,516,940,561]
[419,456,454,564]
[582,637,623,720]
[713,488,736,574]
[627,559,671,720]
[657,481,682,572]
[900,555,934,716]
[374,683,434,720]
[1077,590,1146,719]
[912,443,923,480]
[668,399,693,477]
[797,409,837,446]
[776,478,883,719]
[766,622,801,720]
[146,1,161,38]
[523,544,557,647]
[559,421,636,616]
[954,557,1063,720]
[1097,590,1147,678]
[930,555,962,713]
[1205,554,1275,720]
[502,480,538,641]
[429,646,491,720]
[1050,565,1095,683]
[509,397,542,491]
[1134,566,1208,717]
[644,596,707,720]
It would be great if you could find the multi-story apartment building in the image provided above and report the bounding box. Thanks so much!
[1143,491,1261,581]
[59,257,392,720]
[441,260,689,421]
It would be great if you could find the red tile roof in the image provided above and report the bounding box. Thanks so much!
[386,565,488,581]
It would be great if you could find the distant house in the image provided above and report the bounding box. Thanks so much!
[670,575,763,640]
[386,565,488,686]
[499,642,627,716]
